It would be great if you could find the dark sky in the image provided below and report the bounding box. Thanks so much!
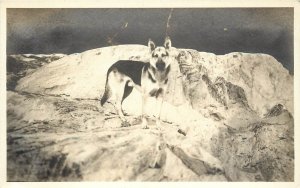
[7,8,293,74]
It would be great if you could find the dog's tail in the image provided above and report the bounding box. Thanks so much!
[100,75,111,106]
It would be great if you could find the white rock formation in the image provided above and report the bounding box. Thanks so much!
[7,45,294,181]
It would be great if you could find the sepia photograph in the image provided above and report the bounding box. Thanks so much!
[1,1,297,184]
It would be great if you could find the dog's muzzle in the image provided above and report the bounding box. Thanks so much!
[156,61,166,71]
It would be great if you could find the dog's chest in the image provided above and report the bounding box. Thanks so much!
[141,66,168,93]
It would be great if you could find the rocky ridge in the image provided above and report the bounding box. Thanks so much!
[7,45,294,181]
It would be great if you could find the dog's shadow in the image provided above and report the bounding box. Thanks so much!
[103,110,161,129]
[102,106,136,127]
[102,101,175,129]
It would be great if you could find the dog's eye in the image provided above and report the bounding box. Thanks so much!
[162,53,167,57]
[152,54,158,58]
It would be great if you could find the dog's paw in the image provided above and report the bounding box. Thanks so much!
[121,121,131,127]
[131,117,142,125]
[154,125,163,131]
[141,121,149,129]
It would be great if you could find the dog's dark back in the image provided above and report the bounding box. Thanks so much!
[108,60,148,86]
[101,60,148,106]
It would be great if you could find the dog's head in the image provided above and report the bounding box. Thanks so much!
[148,37,172,71]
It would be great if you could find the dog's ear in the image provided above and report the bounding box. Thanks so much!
[148,39,156,52]
[164,36,172,50]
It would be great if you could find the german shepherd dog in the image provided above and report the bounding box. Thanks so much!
[100,37,172,128]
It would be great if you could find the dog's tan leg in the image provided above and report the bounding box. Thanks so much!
[155,89,165,127]
[141,93,149,129]
[156,101,163,127]
[115,101,125,121]
[115,81,129,126]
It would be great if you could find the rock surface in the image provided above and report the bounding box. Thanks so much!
[7,45,294,181]
[7,54,65,90]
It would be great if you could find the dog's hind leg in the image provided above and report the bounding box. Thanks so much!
[121,81,134,110]
[114,80,128,123]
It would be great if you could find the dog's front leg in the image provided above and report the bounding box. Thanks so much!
[155,89,165,127]
[141,93,149,129]
[115,101,130,127]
